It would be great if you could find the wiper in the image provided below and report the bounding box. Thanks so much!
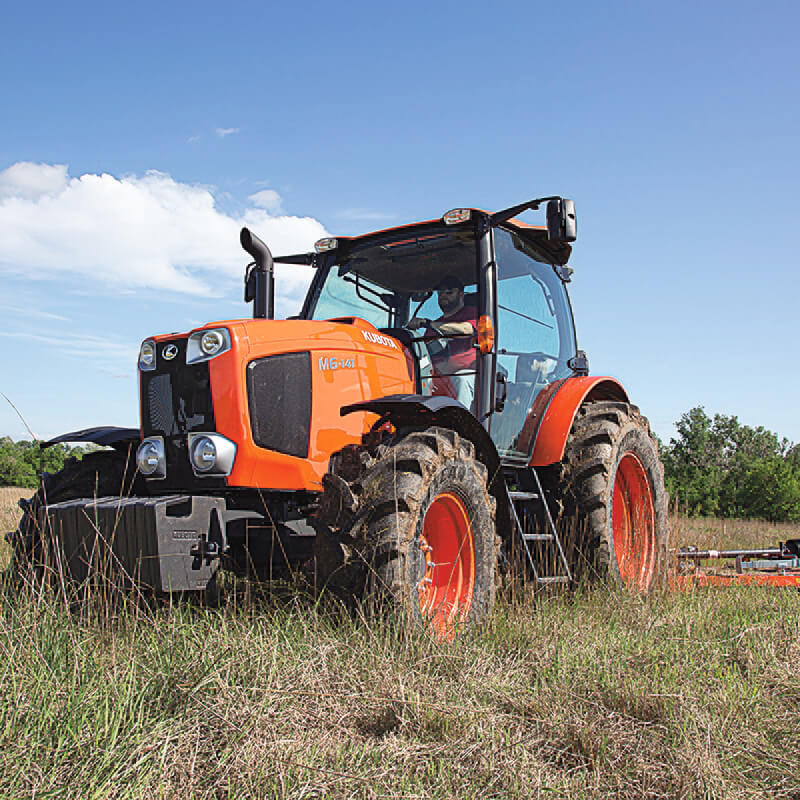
[498,303,554,330]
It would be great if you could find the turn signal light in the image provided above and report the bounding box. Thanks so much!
[477,315,494,354]
[442,208,471,225]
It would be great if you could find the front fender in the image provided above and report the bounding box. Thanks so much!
[43,426,141,451]
[528,377,629,466]
[341,393,502,491]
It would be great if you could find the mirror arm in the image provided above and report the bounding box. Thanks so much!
[490,196,559,227]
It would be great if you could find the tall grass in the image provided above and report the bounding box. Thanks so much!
[1,489,799,798]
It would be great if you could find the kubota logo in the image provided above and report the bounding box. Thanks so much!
[361,330,398,349]
[162,344,178,361]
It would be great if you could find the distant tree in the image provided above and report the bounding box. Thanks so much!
[0,437,92,489]
[662,407,799,521]
[726,456,800,522]
[0,437,38,488]
[661,407,724,515]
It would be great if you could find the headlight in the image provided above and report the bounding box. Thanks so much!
[201,330,224,355]
[190,435,216,472]
[187,433,237,476]
[186,328,231,364]
[136,437,166,478]
[138,339,156,371]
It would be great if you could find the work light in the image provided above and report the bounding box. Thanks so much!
[186,328,231,364]
[138,339,156,371]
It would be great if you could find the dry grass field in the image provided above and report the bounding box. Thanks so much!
[0,486,27,569]
[1,487,799,798]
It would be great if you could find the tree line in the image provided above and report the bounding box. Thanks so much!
[0,437,90,489]
[3,406,800,521]
[660,407,800,522]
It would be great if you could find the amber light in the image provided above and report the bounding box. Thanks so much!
[442,208,471,225]
[477,315,494,354]
[314,237,338,253]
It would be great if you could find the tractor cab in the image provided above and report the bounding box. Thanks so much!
[286,198,579,462]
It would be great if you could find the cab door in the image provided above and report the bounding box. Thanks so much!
[489,227,577,459]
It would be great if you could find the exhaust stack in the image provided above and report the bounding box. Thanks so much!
[240,227,275,319]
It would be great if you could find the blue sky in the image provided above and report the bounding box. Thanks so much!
[1,0,798,446]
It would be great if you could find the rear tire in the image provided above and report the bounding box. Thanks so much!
[316,427,499,636]
[548,401,668,591]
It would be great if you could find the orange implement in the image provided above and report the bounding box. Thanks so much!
[671,572,800,589]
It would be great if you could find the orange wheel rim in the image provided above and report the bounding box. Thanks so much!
[417,492,476,637]
[612,453,656,591]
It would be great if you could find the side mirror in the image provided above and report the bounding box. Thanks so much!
[546,198,577,243]
[244,264,255,303]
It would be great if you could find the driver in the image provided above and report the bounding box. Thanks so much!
[408,276,478,409]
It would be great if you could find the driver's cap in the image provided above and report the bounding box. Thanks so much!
[436,275,464,291]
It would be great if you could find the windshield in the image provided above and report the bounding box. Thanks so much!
[305,224,478,329]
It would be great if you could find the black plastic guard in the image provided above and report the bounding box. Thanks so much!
[341,393,466,419]
[43,426,141,450]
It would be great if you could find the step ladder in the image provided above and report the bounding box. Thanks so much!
[504,467,572,586]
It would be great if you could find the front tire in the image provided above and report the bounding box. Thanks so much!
[317,428,499,636]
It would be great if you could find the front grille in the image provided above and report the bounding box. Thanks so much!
[247,352,311,458]
[141,339,215,437]
[140,338,222,488]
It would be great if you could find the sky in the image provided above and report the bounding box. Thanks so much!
[1,0,799,446]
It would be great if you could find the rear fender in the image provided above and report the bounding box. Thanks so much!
[529,377,629,466]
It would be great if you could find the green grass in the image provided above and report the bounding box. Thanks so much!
[2,490,799,798]
[1,580,799,798]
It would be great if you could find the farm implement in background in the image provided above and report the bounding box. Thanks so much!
[673,539,800,588]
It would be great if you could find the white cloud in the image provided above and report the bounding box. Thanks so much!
[0,162,327,298]
[0,304,69,321]
[0,330,137,362]
[249,189,282,213]
[0,162,68,201]
[215,127,240,138]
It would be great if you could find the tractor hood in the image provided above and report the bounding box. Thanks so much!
[137,317,415,492]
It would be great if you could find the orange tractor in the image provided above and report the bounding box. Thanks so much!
[10,196,668,631]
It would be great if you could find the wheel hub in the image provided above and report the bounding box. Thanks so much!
[612,453,656,591]
[416,492,476,635]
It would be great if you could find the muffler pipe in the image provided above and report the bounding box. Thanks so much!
[240,227,274,319]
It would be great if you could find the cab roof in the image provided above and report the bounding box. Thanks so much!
[278,208,572,267]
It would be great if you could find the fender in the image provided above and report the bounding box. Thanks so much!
[341,393,502,489]
[43,426,141,450]
[528,377,629,467]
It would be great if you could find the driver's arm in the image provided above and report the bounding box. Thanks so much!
[431,319,474,336]
[407,318,474,335]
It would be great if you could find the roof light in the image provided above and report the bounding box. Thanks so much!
[442,208,471,225]
[314,237,338,253]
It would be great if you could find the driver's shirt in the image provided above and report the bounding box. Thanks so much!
[425,304,478,371]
